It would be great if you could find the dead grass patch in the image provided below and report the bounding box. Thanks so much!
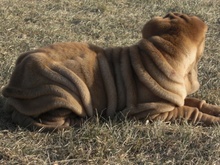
[0,0,220,164]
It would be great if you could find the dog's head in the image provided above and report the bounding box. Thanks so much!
[142,13,207,40]
[142,13,208,94]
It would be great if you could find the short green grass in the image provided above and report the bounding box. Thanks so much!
[0,0,220,164]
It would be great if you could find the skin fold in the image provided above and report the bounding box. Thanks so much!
[2,12,220,131]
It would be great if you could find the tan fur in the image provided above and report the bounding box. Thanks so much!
[2,13,220,131]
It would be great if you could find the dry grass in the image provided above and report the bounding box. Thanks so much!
[0,0,220,164]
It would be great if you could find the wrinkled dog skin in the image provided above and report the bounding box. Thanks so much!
[2,13,220,131]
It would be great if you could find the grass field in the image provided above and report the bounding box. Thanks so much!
[0,0,220,164]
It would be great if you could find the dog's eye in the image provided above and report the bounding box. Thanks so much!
[173,13,181,17]
[179,15,189,22]
[164,13,179,20]
[163,14,169,18]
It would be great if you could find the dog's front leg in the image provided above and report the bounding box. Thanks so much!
[122,102,220,126]
[149,105,220,126]
[184,97,220,116]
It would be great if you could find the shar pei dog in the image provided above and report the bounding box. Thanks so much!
[2,12,220,131]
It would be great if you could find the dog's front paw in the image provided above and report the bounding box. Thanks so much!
[201,103,220,117]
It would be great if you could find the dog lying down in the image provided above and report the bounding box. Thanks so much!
[2,12,220,131]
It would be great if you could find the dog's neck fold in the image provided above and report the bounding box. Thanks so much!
[103,38,187,111]
[129,38,187,107]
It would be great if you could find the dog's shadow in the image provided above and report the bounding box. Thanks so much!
[0,96,17,131]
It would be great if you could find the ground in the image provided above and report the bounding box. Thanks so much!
[0,0,220,164]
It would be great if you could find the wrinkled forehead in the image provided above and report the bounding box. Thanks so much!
[163,13,208,34]
[172,13,207,29]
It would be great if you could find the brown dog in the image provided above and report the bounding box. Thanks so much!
[2,13,220,131]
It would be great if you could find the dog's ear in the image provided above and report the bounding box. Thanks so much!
[141,16,172,39]
[142,13,181,39]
